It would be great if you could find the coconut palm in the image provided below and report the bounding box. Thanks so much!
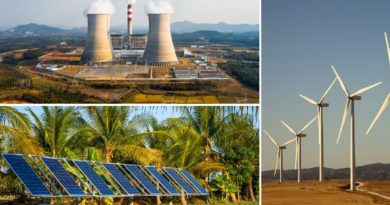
[0,107,42,154]
[28,107,86,157]
[216,113,259,202]
[83,106,162,164]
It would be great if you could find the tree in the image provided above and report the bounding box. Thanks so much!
[28,107,85,157]
[83,107,162,164]
[0,107,42,154]
[216,113,259,202]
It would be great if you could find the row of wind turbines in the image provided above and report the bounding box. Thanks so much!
[265,32,390,191]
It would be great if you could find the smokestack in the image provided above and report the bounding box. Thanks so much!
[128,4,133,35]
[143,13,178,66]
[81,14,114,64]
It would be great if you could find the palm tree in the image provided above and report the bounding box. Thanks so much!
[0,107,42,154]
[216,113,259,202]
[28,107,85,157]
[83,107,162,164]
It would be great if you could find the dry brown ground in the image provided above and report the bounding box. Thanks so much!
[262,180,390,205]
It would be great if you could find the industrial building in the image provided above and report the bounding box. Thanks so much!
[128,34,148,49]
[143,14,178,66]
[111,34,125,50]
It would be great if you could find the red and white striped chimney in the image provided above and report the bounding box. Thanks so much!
[127,3,133,35]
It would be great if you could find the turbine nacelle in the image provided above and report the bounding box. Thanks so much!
[318,103,329,107]
[349,96,361,100]
[296,134,306,138]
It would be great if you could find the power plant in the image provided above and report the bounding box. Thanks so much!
[81,14,114,64]
[143,14,178,66]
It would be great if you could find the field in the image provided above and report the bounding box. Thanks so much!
[262,180,390,205]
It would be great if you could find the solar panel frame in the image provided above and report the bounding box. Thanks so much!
[73,160,116,196]
[124,165,161,195]
[179,169,209,195]
[2,154,53,197]
[101,162,141,196]
[163,167,198,195]
[40,157,85,196]
[145,166,181,196]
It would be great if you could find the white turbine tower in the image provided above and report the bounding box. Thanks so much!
[331,65,382,191]
[280,116,318,183]
[366,32,390,134]
[299,77,337,182]
[264,130,296,183]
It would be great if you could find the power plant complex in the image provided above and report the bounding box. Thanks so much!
[81,0,178,66]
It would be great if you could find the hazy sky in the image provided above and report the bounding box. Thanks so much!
[263,0,390,171]
[0,0,259,29]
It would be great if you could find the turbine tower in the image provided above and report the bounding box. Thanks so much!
[299,78,337,182]
[332,65,382,191]
[264,130,296,183]
[280,116,318,183]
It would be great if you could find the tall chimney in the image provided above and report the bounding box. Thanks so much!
[143,14,178,66]
[81,14,114,64]
[127,4,133,36]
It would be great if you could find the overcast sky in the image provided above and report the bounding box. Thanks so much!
[0,0,259,29]
[263,0,390,172]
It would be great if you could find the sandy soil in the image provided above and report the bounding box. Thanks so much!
[262,180,390,205]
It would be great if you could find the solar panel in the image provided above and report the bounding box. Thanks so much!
[163,167,197,195]
[145,166,180,195]
[2,154,52,196]
[124,165,160,195]
[41,157,85,196]
[180,169,208,195]
[73,160,114,196]
[101,163,140,195]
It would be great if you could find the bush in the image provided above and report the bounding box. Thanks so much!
[219,61,259,90]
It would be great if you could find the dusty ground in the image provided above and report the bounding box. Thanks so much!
[262,180,390,205]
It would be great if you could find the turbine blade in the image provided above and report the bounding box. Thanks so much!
[299,115,318,134]
[274,150,280,177]
[281,120,297,135]
[299,94,317,105]
[351,82,382,97]
[282,138,296,146]
[337,99,350,144]
[264,130,279,147]
[366,92,390,135]
[385,32,390,66]
[331,65,350,96]
[319,77,337,103]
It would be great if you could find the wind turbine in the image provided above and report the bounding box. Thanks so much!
[280,116,318,183]
[365,32,390,134]
[331,65,382,191]
[264,130,296,183]
[299,77,337,182]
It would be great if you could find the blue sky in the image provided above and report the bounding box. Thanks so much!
[263,0,390,171]
[0,0,259,29]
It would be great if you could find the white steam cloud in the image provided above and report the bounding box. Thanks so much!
[85,0,115,15]
[127,0,137,4]
[145,0,174,14]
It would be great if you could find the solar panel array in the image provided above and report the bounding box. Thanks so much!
[101,163,140,195]
[180,169,208,195]
[163,167,197,194]
[145,166,180,195]
[125,165,160,195]
[73,160,114,196]
[2,154,52,196]
[41,157,85,196]
[1,154,208,198]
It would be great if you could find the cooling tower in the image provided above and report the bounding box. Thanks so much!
[81,14,114,64]
[143,14,178,66]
